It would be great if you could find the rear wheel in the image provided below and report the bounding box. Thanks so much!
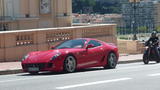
[143,54,149,64]
[156,60,160,63]
[64,55,76,73]
[104,52,117,69]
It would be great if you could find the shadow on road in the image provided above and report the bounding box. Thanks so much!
[18,62,160,76]
[18,67,112,76]
[143,62,159,65]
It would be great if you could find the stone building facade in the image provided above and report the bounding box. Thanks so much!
[0,0,72,31]
[121,0,160,33]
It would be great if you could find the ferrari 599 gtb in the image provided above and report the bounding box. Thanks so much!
[22,38,119,74]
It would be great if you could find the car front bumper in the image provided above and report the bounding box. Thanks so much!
[22,61,63,72]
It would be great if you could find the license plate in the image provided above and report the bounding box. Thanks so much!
[28,67,39,72]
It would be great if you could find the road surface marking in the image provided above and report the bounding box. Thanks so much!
[56,77,132,89]
[148,73,160,77]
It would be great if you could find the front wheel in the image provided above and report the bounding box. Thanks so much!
[104,52,117,69]
[64,55,76,73]
[143,54,149,64]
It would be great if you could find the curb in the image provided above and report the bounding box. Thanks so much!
[0,59,142,75]
[0,69,23,75]
[118,59,142,64]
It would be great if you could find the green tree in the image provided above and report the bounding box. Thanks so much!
[72,0,121,14]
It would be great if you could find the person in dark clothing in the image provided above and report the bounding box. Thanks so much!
[145,31,160,59]
[146,31,159,45]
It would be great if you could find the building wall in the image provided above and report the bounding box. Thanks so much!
[53,0,72,27]
[0,0,4,17]
[122,0,158,33]
[0,0,72,31]
[154,3,160,27]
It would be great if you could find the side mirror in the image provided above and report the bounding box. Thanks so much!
[86,44,95,49]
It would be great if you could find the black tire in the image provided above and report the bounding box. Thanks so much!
[64,55,76,73]
[104,52,117,69]
[143,54,149,64]
[29,72,39,75]
[156,60,160,63]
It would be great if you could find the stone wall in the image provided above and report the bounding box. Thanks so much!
[0,24,117,62]
[118,39,144,54]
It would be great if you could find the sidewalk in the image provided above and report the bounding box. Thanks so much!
[0,62,22,75]
[118,54,143,64]
[0,54,143,75]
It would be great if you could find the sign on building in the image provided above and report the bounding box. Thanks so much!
[40,0,51,14]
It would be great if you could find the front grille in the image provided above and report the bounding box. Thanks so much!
[23,63,46,70]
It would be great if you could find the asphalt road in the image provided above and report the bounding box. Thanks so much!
[0,62,160,90]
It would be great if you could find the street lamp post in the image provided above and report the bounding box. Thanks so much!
[129,0,140,40]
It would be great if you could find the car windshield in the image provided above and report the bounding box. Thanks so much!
[55,39,86,49]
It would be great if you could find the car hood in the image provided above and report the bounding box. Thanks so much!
[23,48,83,63]
[23,49,62,63]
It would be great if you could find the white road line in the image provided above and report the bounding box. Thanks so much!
[56,77,132,90]
[148,73,160,77]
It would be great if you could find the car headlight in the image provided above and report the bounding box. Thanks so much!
[22,54,29,61]
[50,53,61,60]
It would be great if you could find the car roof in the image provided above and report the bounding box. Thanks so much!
[71,38,107,45]
[75,38,98,41]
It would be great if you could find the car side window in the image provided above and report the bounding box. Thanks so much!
[88,40,102,47]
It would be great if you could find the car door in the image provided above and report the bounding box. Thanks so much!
[85,40,105,67]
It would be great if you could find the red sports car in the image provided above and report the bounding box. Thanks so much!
[22,38,119,74]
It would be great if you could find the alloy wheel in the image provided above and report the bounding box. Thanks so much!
[104,53,117,69]
[64,56,76,73]
[108,53,117,68]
